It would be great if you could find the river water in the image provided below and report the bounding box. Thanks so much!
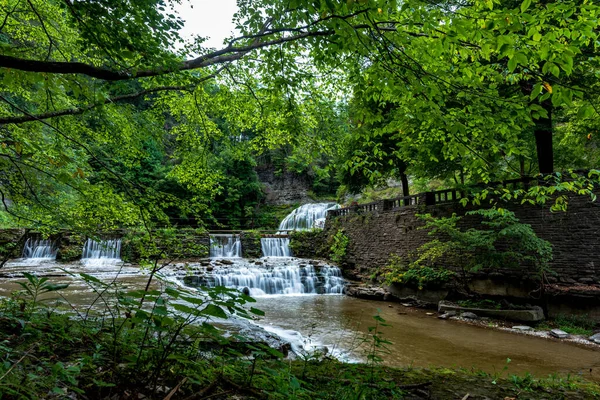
[1,258,599,381]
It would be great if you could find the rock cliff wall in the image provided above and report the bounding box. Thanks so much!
[256,167,312,205]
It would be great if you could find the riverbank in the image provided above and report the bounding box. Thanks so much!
[344,282,600,352]
[1,299,599,399]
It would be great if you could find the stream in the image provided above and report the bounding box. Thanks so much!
[1,257,599,382]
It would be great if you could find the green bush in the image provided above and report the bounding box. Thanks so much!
[381,208,552,288]
[329,230,349,265]
[381,254,455,290]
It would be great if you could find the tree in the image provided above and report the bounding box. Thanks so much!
[2,0,600,231]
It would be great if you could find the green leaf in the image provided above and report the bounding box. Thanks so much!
[201,304,228,319]
[521,0,531,13]
[530,83,543,100]
[507,56,518,72]
[250,307,265,316]
[577,104,595,119]
[41,283,69,292]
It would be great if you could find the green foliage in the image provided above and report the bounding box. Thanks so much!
[290,229,326,258]
[123,228,208,264]
[457,299,503,310]
[14,272,69,314]
[538,314,597,336]
[381,208,552,288]
[381,254,455,290]
[0,271,269,398]
[464,170,600,212]
[329,229,349,265]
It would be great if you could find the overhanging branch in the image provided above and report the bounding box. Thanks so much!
[0,85,190,125]
[0,28,337,81]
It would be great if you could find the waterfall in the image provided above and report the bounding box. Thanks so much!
[259,203,340,257]
[22,238,57,260]
[210,234,242,258]
[321,266,345,294]
[278,203,340,232]
[187,261,345,296]
[81,239,122,267]
[261,237,292,257]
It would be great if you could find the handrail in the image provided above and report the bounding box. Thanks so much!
[328,169,599,217]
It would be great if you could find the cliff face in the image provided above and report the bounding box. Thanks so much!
[256,167,312,205]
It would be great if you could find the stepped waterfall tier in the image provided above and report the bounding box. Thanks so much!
[260,202,341,257]
[183,259,345,296]
[261,237,292,257]
[22,238,57,260]
[81,239,122,267]
[209,234,241,258]
[278,202,340,231]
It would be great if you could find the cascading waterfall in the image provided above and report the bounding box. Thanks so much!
[188,261,344,296]
[260,202,341,257]
[81,239,122,266]
[321,266,345,294]
[22,238,57,260]
[261,237,291,257]
[278,202,340,232]
[210,234,242,258]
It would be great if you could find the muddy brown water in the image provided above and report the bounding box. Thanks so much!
[253,295,600,381]
[1,259,599,382]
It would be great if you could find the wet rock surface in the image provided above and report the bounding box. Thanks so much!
[589,333,600,344]
[512,325,533,331]
[461,312,478,320]
[550,329,570,339]
[438,300,545,322]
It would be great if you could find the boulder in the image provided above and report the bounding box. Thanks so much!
[461,312,478,320]
[345,285,389,301]
[438,311,457,320]
[550,329,570,339]
[588,333,600,344]
[438,300,545,323]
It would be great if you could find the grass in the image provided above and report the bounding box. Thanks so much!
[537,314,597,336]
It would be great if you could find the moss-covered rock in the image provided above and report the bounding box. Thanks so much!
[0,229,27,260]
[289,229,327,259]
[56,232,86,262]
[241,230,262,258]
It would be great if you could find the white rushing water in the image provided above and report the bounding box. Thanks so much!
[189,259,345,296]
[210,234,242,258]
[260,202,340,257]
[278,202,340,232]
[261,237,292,257]
[81,239,122,267]
[22,238,57,261]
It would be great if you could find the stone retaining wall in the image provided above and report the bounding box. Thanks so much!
[322,193,600,286]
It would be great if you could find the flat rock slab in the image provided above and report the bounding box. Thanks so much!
[438,300,545,322]
[512,325,533,331]
[438,311,457,320]
[550,329,570,339]
[461,312,478,319]
[588,333,600,344]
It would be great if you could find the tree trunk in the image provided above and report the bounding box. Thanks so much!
[401,172,410,205]
[535,100,554,174]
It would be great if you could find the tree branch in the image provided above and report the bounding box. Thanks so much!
[0,19,357,80]
[0,85,191,124]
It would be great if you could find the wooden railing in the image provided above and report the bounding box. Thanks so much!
[328,170,599,218]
